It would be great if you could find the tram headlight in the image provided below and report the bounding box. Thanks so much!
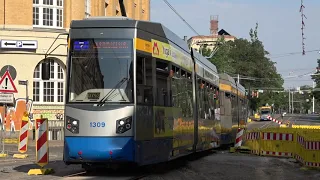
[116,116,132,134]
[119,120,125,126]
[66,116,79,134]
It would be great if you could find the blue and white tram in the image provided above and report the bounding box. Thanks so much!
[41,17,226,170]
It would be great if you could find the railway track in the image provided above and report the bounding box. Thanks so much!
[61,151,210,179]
[63,168,148,180]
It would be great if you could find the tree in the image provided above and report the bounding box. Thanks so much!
[311,59,320,100]
[202,23,284,111]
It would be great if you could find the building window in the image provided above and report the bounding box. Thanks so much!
[33,0,63,28]
[33,59,65,103]
[33,82,40,102]
[33,7,39,25]
[85,0,91,18]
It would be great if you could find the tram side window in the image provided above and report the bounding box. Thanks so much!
[219,91,225,115]
[181,70,188,117]
[198,79,212,120]
[208,85,215,120]
[213,87,219,120]
[136,55,153,105]
[155,60,171,107]
[225,93,231,116]
[197,78,204,119]
[178,69,193,117]
[171,66,180,108]
[186,72,193,118]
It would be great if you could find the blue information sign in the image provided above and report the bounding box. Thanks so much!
[74,41,89,50]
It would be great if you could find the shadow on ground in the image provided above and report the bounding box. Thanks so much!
[12,149,218,179]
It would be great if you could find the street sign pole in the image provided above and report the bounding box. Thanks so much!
[0,94,11,156]
[18,80,29,108]
[2,103,5,154]
[26,80,29,104]
[0,70,17,157]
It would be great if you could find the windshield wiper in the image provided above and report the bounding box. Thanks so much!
[96,77,128,106]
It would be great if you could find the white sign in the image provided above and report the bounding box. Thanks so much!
[0,40,38,49]
[0,70,18,93]
[0,93,14,104]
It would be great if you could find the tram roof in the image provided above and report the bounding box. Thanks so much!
[70,17,218,74]
[219,73,246,93]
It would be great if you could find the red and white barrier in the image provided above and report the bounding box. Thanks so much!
[305,162,320,167]
[246,132,260,140]
[304,141,320,150]
[18,115,29,153]
[295,154,304,163]
[261,151,292,157]
[267,116,283,124]
[235,128,244,147]
[35,118,49,168]
[262,132,293,141]
[296,135,320,167]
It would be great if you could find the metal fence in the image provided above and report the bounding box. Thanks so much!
[48,120,64,141]
[0,120,64,143]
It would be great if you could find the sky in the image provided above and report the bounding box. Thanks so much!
[150,0,320,89]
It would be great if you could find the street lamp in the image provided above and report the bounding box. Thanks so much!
[312,81,315,113]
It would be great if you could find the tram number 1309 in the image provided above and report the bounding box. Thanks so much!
[90,122,106,128]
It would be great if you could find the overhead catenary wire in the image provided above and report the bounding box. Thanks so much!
[160,0,317,60]
[267,49,320,59]
[227,70,317,82]
[162,0,200,36]
[159,0,315,87]
[161,0,220,58]
[277,67,316,73]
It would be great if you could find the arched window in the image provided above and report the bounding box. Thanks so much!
[33,59,65,103]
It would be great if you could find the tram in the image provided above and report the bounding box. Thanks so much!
[41,16,248,170]
[219,73,248,145]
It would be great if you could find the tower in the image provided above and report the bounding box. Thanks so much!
[210,15,219,35]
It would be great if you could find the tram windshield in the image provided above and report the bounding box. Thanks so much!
[261,109,271,114]
[68,39,134,103]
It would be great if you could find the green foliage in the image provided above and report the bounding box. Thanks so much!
[293,85,313,113]
[311,59,320,100]
[201,23,284,111]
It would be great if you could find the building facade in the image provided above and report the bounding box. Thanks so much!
[188,15,235,53]
[0,0,150,131]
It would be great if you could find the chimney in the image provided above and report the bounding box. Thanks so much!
[183,36,187,41]
[210,15,219,35]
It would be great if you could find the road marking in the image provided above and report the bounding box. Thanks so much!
[64,171,87,177]
[258,121,273,129]
[264,122,274,129]
[257,116,293,129]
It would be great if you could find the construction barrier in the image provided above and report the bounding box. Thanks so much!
[235,128,244,148]
[13,112,30,159]
[267,115,283,125]
[292,125,320,129]
[244,127,320,168]
[28,118,54,175]
[297,130,320,167]
[245,131,260,155]
[259,128,295,158]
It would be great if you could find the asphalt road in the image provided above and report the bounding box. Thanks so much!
[247,114,290,130]
[0,149,319,180]
[246,113,320,130]
[286,114,320,125]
